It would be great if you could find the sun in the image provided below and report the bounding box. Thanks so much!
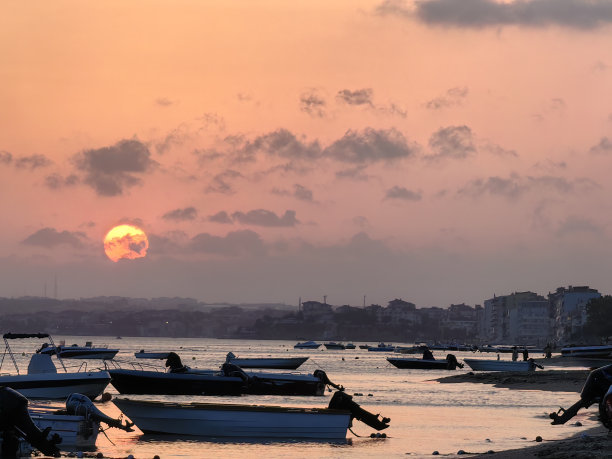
[103,224,149,262]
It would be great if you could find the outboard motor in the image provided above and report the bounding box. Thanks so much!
[445,354,464,370]
[550,364,612,425]
[313,369,344,391]
[0,386,61,458]
[221,362,250,383]
[165,352,189,373]
[328,390,390,431]
[66,393,134,432]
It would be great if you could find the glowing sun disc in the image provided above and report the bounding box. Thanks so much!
[104,224,149,262]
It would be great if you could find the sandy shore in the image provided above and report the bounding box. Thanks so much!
[433,369,611,457]
[433,369,590,392]
[468,424,611,458]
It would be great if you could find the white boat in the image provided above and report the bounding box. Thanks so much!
[560,345,612,358]
[0,333,111,399]
[463,358,539,372]
[114,390,390,439]
[225,352,308,369]
[294,341,321,349]
[38,341,119,360]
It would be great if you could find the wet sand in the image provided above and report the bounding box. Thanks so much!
[434,369,590,392]
[434,369,611,458]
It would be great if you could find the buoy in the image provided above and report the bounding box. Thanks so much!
[370,433,376,438]
[535,436,542,442]
[100,392,112,402]
[432,451,439,456]
[457,450,466,455]
[367,393,373,396]
[487,450,495,454]
[575,421,582,426]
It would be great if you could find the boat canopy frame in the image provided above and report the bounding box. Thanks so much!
[1,332,67,374]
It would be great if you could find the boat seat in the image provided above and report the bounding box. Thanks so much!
[27,353,58,374]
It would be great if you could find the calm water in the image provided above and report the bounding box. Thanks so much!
[4,336,598,458]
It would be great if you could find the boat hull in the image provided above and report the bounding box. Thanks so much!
[113,399,351,439]
[244,372,325,396]
[463,359,535,372]
[561,345,612,358]
[387,358,452,370]
[108,369,245,396]
[0,372,111,399]
[31,412,99,449]
[227,357,309,370]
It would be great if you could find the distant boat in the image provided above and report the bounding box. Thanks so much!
[38,341,119,360]
[324,342,346,350]
[134,350,172,359]
[367,343,395,352]
[359,344,370,349]
[294,341,321,349]
[113,390,390,439]
[344,343,356,349]
[463,358,541,372]
[226,352,309,369]
[560,345,612,358]
[387,354,463,370]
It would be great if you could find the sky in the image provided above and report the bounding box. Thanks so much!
[1,0,612,308]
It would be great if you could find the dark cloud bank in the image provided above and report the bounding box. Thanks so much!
[377,0,612,29]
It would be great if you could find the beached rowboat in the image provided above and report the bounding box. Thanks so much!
[463,358,539,372]
[113,390,390,439]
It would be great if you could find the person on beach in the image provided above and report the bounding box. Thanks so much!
[422,347,434,360]
[522,347,529,361]
[544,343,552,359]
[512,346,518,362]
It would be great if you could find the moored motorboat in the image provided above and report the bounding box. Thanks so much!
[38,341,119,360]
[225,352,309,369]
[323,342,345,350]
[294,341,321,349]
[367,343,395,352]
[113,390,390,439]
[463,358,541,372]
[0,333,111,399]
[387,354,463,370]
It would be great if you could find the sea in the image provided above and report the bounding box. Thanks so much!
[4,336,599,459]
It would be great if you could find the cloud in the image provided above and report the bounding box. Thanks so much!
[272,184,315,202]
[238,129,322,162]
[155,97,175,107]
[155,124,191,155]
[589,137,612,155]
[207,211,233,224]
[206,170,243,194]
[556,216,604,237]
[425,87,469,110]
[378,0,612,30]
[324,128,418,164]
[458,174,599,199]
[336,88,374,106]
[45,173,79,189]
[481,141,518,158]
[0,151,12,165]
[15,154,53,170]
[384,186,422,201]
[72,139,157,196]
[21,227,87,248]
[427,125,476,160]
[335,165,372,181]
[189,229,266,256]
[352,216,370,228]
[162,207,198,222]
[300,90,327,117]
[231,209,299,227]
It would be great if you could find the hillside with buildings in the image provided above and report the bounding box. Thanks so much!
[0,285,609,346]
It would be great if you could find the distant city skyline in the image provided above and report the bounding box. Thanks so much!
[2,1,612,307]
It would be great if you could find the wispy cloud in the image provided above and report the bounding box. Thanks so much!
[162,207,198,222]
[300,90,327,117]
[425,87,469,110]
[324,128,418,164]
[589,137,612,155]
[336,88,374,106]
[384,186,422,201]
[232,209,299,227]
[426,125,476,161]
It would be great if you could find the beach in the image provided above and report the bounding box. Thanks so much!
[435,368,611,458]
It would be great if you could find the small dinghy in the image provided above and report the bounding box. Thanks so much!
[113,390,390,439]
[387,354,463,370]
[463,358,542,372]
[225,352,309,369]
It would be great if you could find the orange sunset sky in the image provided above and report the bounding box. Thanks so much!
[1,0,612,307]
